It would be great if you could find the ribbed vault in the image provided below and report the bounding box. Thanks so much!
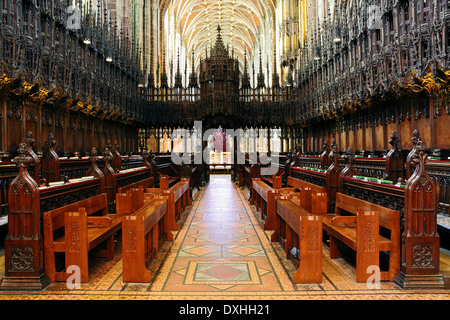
[160,0,275,74]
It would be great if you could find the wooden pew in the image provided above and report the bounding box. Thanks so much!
[260,174,283,189]
[287,176,327,196]
[250,177,287,230]
[116,186,145,216]
[121,193,169,283]
[321,192,400,283]
[103,151,153,213]
[272,193,324,283]
[147,177,191,231]
[117,176,155,193]
[43,193,122,283]
[1,142,109,290]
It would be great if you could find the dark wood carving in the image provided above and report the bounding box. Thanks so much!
[102,147,117,213]
[41,133,60,183]
[141,148,151,169]
[394,140,445,289]
[325,139,342,212]
[339,147,359,191]
[112,142,122,172]
[84,147,105,193]
[406,129,420,180]
[149,152,159,185]
[385,132,404,183]
[320,140,330,170]
[341,147,359,178]
[0,143,50,291]
[24,131,40,183]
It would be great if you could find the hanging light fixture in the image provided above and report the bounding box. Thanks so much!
[313,46,321,61]
[333,25,341,43]
[83,27,92,45]
[106,47,113,62]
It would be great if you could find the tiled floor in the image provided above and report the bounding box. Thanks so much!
[0,174,450,300]
[153,175,293,294]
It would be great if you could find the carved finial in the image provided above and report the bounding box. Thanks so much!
[25,131,35,147]
[88,147,99,163]
[344,147,356,164]
[330,140,339,164]
[331,138,337,149]
[13,142,33,168]
[411,129,420,147]
[45,133,56,148]
[103,147,113,163]
[412,139,428,165]
[323,139,329,152]
[389,131,400,149]
[90,147,98,157]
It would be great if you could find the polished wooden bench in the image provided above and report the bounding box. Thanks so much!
[260,174,283,189]
[159,174,181,190]
[116,186,145,216]
[122,194,169,283]
[116,187,174,242]
[146,178,191,231]
[322,192,400,283]
[43,193,122,283]
[287,176,326,195]
[117,176,155,193]
[272,193,323,283]
[250,177,287,230]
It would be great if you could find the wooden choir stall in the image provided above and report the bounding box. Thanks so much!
[0,132,198,289]
[247,130,447,288]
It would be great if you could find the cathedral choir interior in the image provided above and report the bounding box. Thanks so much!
[1,0,450,306]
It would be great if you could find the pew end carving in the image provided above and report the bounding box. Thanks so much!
[1,142,50,291]
[121,194,170,283]
[273,194,324,284]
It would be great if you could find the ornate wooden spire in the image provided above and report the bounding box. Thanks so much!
[406,129,420,179]
[41,133,60,183]
[1,142,50,290]
[189,49,198,87]
[211,24,228,58]
[326,138,342,212]
[24,131,40,182]
[160,48,168,88]
[320,139,330,169]
[257,48,265,88]
[242,48,250,88]
[385,131,404,182]
[174,49,183,88]
[395,138,444,289]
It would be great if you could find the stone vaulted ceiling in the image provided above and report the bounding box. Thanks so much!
[159,0,275,72]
